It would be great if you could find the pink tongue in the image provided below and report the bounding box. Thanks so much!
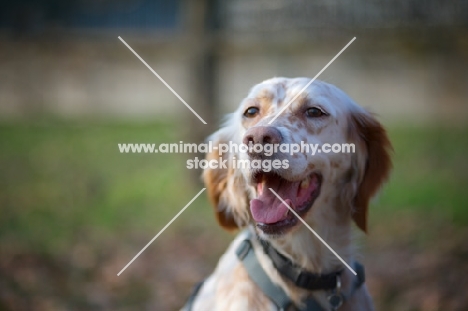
[250,198,292,224]
[250,177,298,224]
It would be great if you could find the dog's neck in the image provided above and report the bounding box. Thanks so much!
[263,202,353,274]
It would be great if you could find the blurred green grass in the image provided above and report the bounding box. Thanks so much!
[0,120,467,257]
[376,125,468,226]
[0,120,213,258]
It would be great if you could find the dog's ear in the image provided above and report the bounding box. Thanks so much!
[349,111,392,232]
[203,127,250,231]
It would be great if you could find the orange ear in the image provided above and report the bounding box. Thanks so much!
[350,112,392,232]
[203,130,249,231]
[203,147,238,230]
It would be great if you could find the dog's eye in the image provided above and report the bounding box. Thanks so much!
[243,107,260,118]
[305,107,327,118]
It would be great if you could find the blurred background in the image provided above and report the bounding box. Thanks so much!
[0,0,467,310]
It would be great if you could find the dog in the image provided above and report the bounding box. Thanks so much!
[183,77,392,311]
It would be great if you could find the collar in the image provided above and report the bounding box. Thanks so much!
[235,230,366,311]
[259,239,344,291]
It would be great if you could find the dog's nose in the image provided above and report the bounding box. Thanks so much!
[243,127,282,158]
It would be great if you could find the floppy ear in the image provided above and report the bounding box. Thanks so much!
[203,128,250,231]
[350,111,392,232]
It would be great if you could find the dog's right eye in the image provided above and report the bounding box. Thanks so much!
[243,107,259,118]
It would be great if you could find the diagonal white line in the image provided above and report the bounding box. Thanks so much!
[268,188,357,275]
[268,37,356,125]
[118,36,207,125]
[117,188,206,276]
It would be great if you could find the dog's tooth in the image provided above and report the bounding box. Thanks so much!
[257,182,263,194]
[300,177,310,189]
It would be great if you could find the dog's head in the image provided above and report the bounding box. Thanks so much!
[203,78,392,237]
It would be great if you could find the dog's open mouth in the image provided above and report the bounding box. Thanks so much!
[250,172,322,234]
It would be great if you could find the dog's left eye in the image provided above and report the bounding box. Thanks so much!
[244,107,260,118]
[305,107,327,118]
